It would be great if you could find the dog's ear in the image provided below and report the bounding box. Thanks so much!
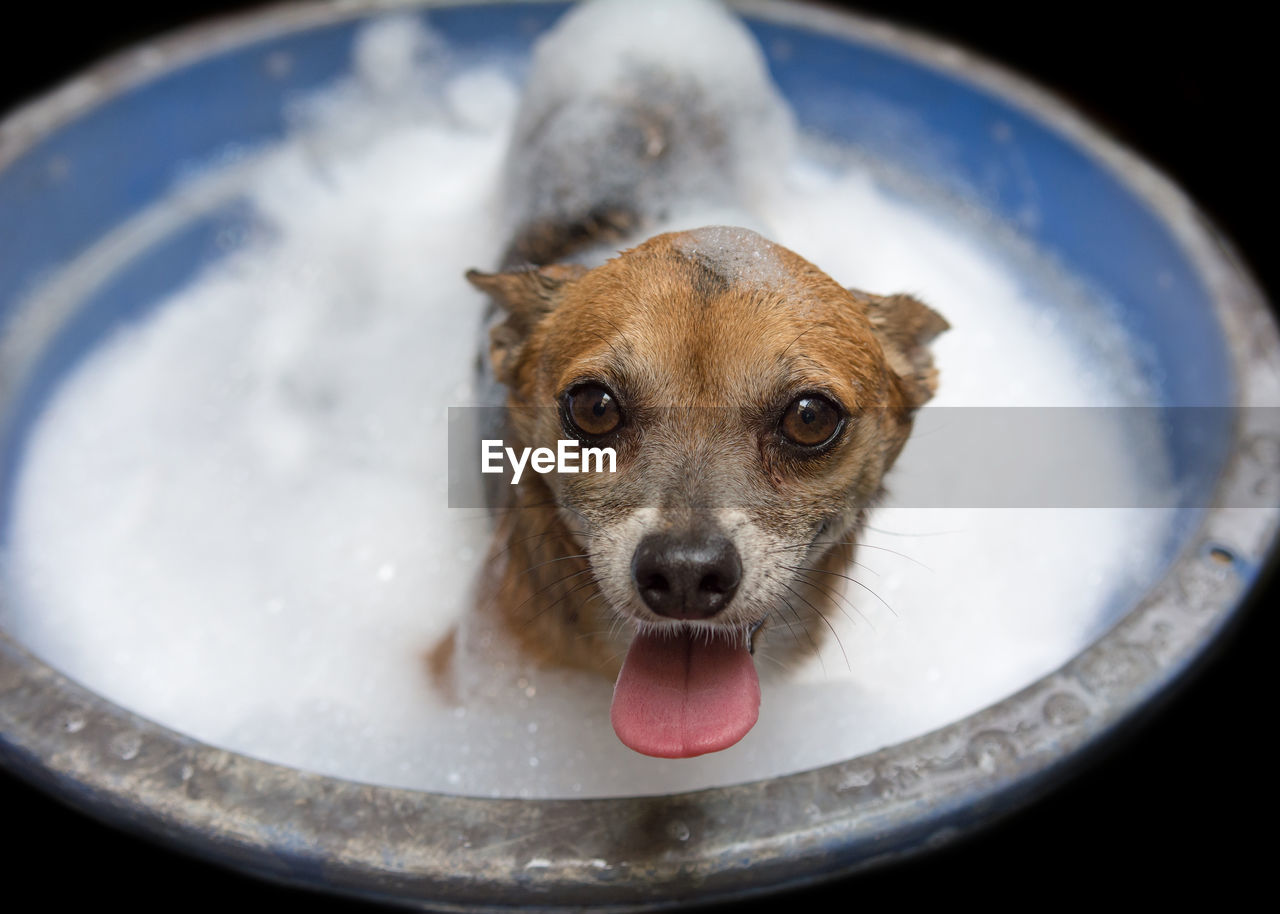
[851,288,949,409]
[467,264,587,383]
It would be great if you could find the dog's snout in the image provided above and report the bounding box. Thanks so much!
[631,530,742,620]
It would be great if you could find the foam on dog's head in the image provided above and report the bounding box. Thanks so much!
[672,226,790,292]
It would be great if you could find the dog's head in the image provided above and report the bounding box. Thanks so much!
[468,227,946,757]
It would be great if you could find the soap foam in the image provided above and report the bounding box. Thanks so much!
[0,9,1173,797]
[672,226,792,293]
[503,0,792,250]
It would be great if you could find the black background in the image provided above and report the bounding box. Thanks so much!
[0,2,1272,908]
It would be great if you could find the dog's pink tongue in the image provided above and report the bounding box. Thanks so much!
[610,629,760,758]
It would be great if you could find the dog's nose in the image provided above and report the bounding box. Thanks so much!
[631,530,742,619]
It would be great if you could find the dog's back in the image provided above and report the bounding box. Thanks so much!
[497,0,793,269]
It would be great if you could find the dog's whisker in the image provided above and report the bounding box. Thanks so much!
[776,591,825,676]
[788,566,876,632]
[524,573,603,626]
[751,647,791,672]
[774,601,812,658]
[766,539,927,573]
[503,566,595,617]
[489,528,597,564]
[769,609,805,653]
[571,611,624,647]
[781,580,852,672]
[601,647,633,668]
[818,579,875,634]
[514,551,595,581]
[762,540,880,573]
[788,563,878,618]
[527,526,604,543]
[762,568,821,655]
[574,589,612,630]
[860,523,959,538]
[786,563,896,619]
[834,540,936,568]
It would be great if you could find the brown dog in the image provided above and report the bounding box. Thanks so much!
[437,0,947,759]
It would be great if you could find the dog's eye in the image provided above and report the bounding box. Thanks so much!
[564,384,622,438]
[780,395,843,448]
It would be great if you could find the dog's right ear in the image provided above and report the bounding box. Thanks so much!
[849,287,949,410]
[466,264,587,383]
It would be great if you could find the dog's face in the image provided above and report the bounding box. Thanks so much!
[469,226,945,756]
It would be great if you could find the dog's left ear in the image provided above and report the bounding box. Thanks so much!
[467,263,587,382]
[851,288,949,409]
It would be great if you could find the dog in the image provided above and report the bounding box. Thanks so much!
[433,0,947,760]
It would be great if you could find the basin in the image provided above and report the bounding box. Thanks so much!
[1,1,1276,908]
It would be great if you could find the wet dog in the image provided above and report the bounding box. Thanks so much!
[436,0,947,759]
